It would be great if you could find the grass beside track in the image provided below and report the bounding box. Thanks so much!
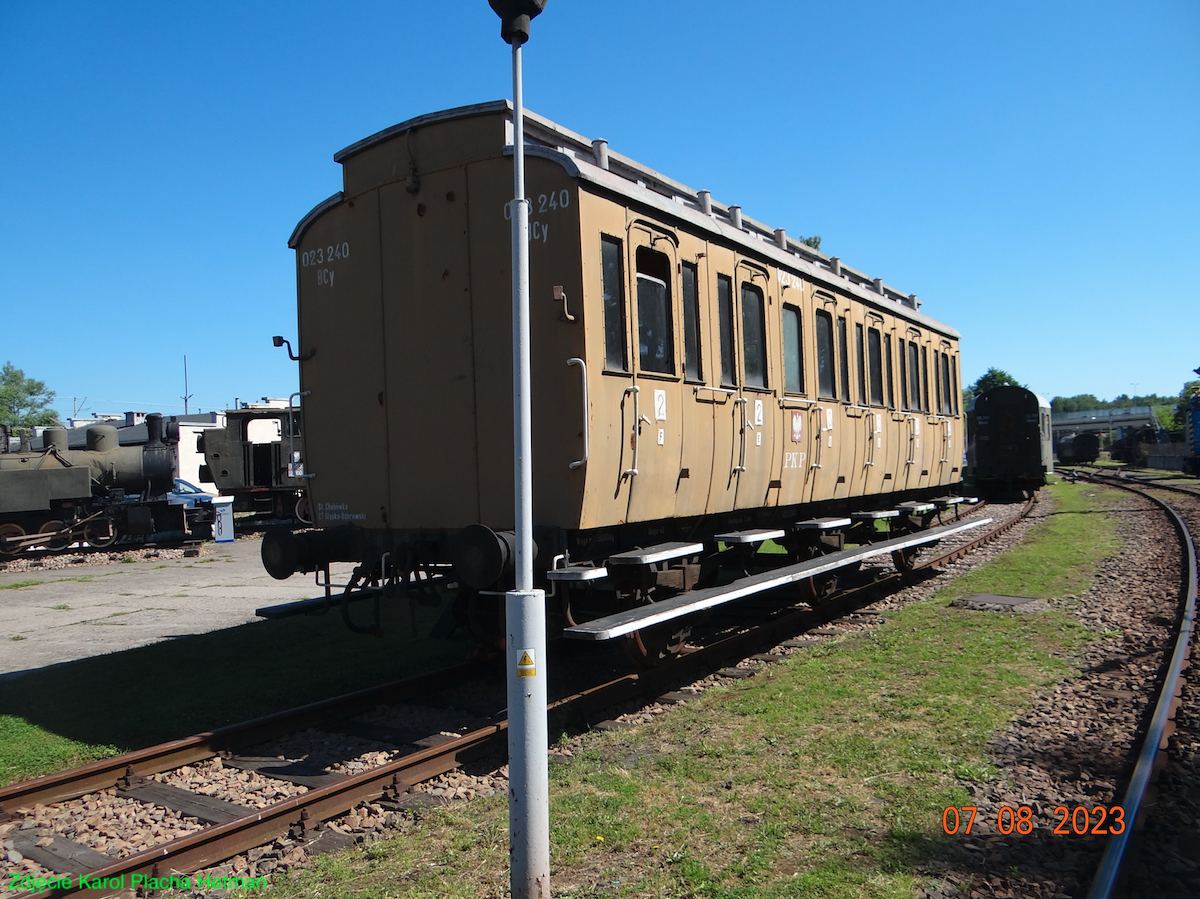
[0,596,472,786]
[243,480,1126,899]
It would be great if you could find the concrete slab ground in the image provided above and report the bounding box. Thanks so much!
[0,538,357,676]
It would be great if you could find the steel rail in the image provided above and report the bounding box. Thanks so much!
[1080,475,1198,899]
[0,658,486,815]
[9,498,1037,898]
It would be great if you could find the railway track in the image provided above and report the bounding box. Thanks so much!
[1073,474,1200,897]
[1,500,1033,898]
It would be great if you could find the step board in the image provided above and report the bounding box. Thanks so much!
[850,510,899,520]
[607,541,704,566]
[896,501,935,513]
[564,517,992,641]
[547,564,608,581]
[714,528,786,544]
[932,496,966,508]
[795,517,852,530]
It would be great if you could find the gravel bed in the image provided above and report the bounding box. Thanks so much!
[0,541,217,574]
[1122,487,1200,896]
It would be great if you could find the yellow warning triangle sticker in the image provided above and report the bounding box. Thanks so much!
[516,650,536,677]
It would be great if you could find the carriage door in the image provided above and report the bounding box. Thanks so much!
[624,225,683,525]
[933,341,959,486]
[805,300,841,504]
[732,263,777,510]
[897,330,926,491]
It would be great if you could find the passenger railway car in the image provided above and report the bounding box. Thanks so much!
[965,386,1052,496]
[1057,432,1101,465]
[263,102,969,653]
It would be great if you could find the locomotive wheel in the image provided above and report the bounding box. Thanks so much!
[621,622,691,669]
[294,495,313,524]
[83,519,119,549]
[0,523,25,558]
[37,520,72,552]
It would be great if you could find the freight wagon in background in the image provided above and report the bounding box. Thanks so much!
[263,101,975,660]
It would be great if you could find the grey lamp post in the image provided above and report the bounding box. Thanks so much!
[488,2,550,897]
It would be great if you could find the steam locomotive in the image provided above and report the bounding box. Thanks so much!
[0,414,209,555]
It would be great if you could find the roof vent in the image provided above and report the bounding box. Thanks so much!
[874,277,884,295]
[774,228,787,249]
[907,294,922,310]
[591,138,609,171]
[831,256,842,276]
[729,205,743,230]
[698,190,712,215]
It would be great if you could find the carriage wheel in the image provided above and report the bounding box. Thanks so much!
[891,546,921,573]
[621,622,691,668]
[800,572,839,603]
[466,589,505,649]
[84,518,119,549]
[0,523,25,558]
[37,520,72,552]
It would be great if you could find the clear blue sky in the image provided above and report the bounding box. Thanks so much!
[3,1,1197,422]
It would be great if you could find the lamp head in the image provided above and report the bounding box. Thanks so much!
[273,336,285,348]
[488,0,547,44]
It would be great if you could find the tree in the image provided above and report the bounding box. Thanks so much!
[800,235,822,251]
[963,367,1023,406]
[0,362,60,429]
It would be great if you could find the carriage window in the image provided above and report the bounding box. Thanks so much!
[920,346,930,413]
[837,316,850,403]
[855,323,867,405]
[949,355,959,415]
[601,236,627,371]
[635,247,674,375]
[868,328,883,406]
[815,309,835,399]
[907,342,921,411]
[941,352,953,415]
[741,283,767,388]
[782,305,803,394]
[884,334,895,408]
[898,339,908,410]
[718,274,736,386]
[933,352,942,414]
[682,262,701,380]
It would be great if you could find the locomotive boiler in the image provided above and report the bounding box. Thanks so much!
[263,102,973,657]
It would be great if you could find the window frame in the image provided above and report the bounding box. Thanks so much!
[681,261,702,382]
[600,235,628,372]
[782,303,804,395]
[717,274,737,387]
[815,309,836,400]
[740,281,768,390]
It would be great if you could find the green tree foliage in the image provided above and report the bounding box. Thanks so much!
[1051,390,1182,415]
[0,362,60,429]
[962,367,1024,406]
[800,235,822,251]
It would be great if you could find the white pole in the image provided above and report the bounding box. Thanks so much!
[505,32,551,899]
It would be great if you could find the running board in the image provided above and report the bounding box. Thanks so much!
[563,517,992,641]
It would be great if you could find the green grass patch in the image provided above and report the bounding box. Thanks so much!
[0,580,44,590]
[249,481,1125,898]
[0,590,473,786]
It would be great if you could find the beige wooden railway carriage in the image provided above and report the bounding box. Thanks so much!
[263,101,980,660]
